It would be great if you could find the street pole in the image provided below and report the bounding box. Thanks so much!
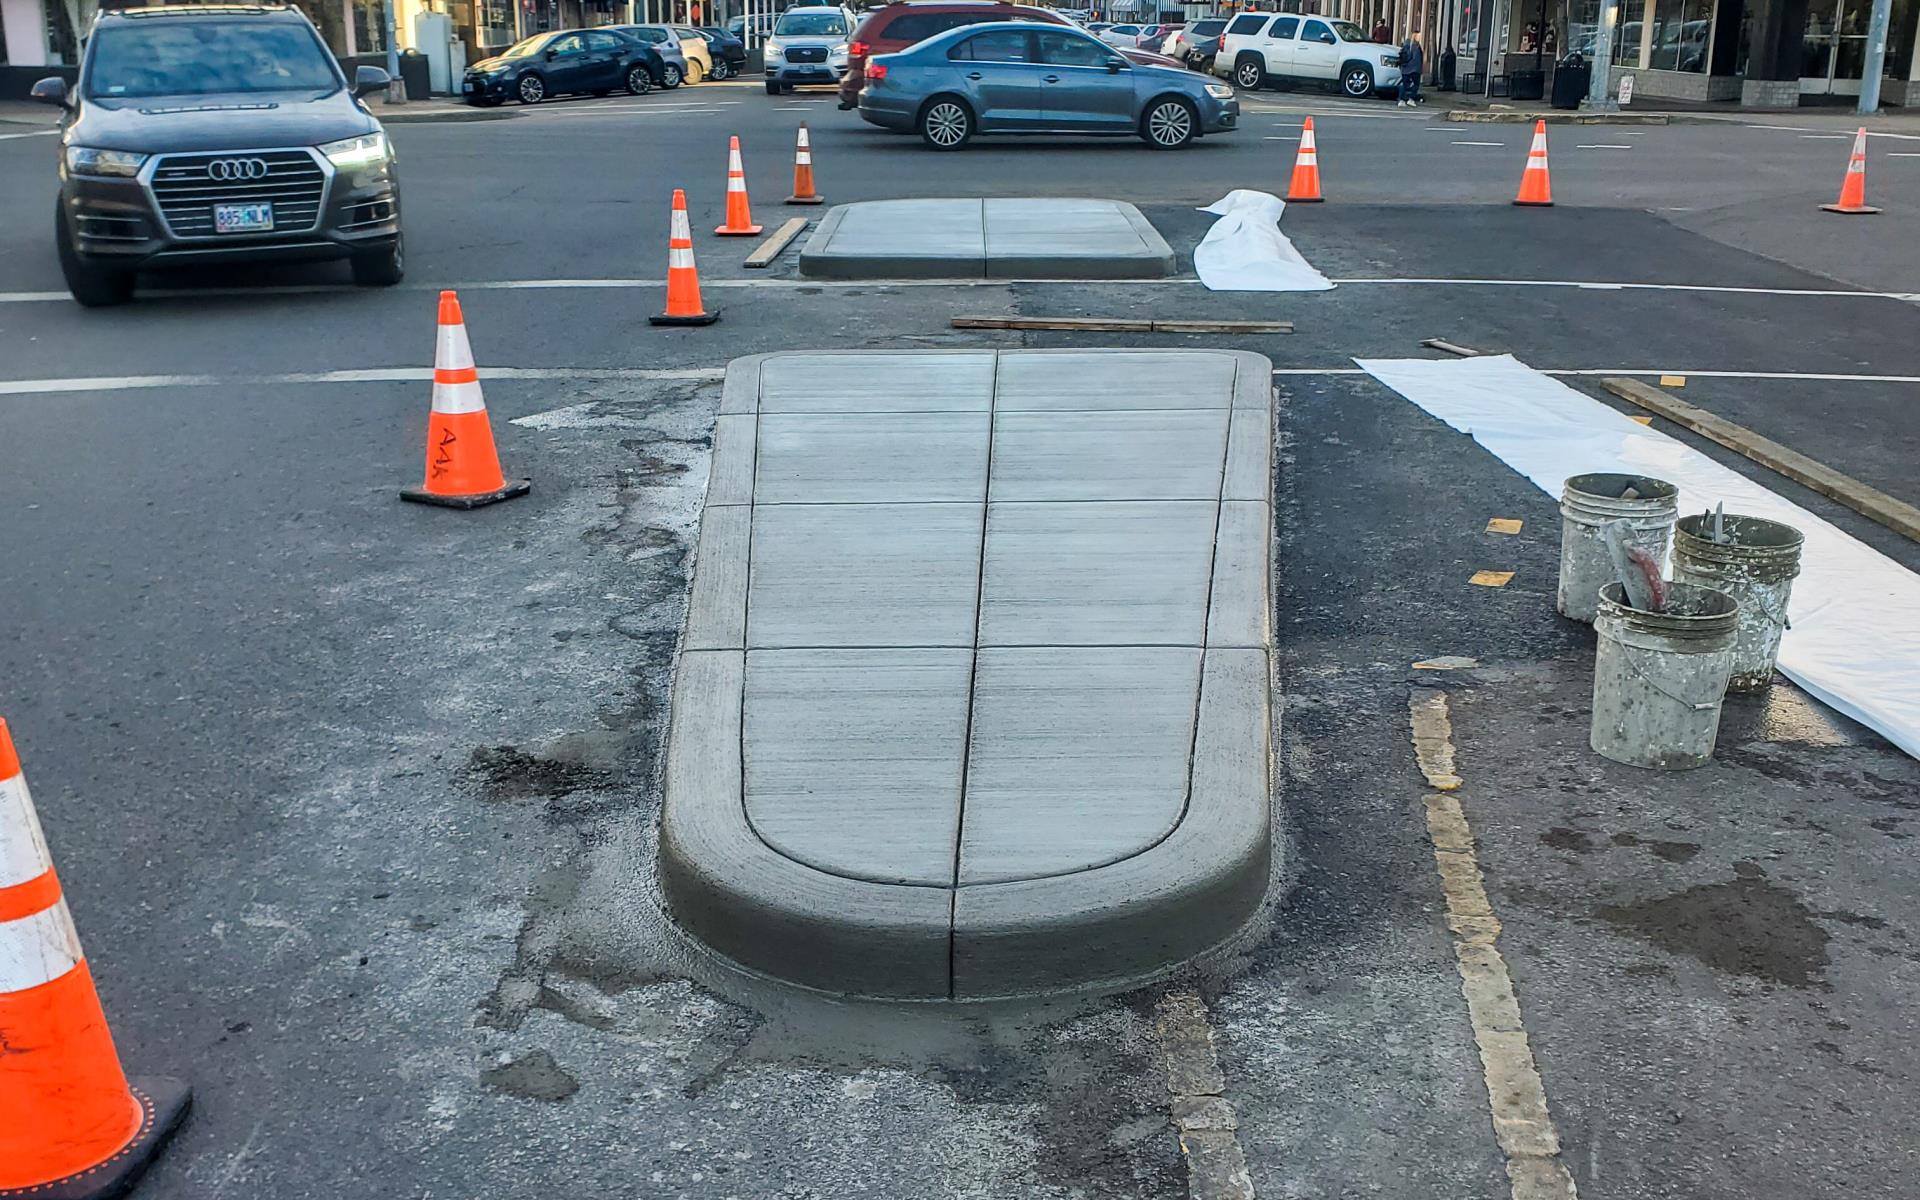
[383,0,406,103]
[1585,0,1618,110]
[1857,0,1893,114]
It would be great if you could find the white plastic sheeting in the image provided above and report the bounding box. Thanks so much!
[1193,190,1335,293]
[1357,353,1920,762]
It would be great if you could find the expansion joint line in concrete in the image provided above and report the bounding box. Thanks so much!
[1408,688,1578,1200]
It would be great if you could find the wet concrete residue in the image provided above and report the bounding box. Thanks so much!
[1594,862,1831,988]
[1610,832,1702,863]
[1540,827,1598,853]
[466,744,609,803]
[481,1049,580,1102]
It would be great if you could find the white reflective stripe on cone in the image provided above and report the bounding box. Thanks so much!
[0,899,83,993]
[0,772,54,890]
[431,379,487,415]
[669,246,696,270]
[436,320,476,372]
[670,208,693,241]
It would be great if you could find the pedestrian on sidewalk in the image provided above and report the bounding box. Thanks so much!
[1370,17,1390,43]
[1398,31,1424,106]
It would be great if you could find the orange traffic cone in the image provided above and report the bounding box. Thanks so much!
[1513,119,1553,206]
[786,123,824,206]
[1821,127,1880,214]
[0,718,191,1199]
[1285,117,1323,203]
[714,136,763,235]
[652,189,719,327]
[400,290,531,508]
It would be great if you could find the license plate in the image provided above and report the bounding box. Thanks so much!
[463,79,474,93]
[214,203,273,233]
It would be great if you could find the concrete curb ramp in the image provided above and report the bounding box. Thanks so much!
[798,198,1177,280]
[1446,110,1670,124]
[659,350,1276,999]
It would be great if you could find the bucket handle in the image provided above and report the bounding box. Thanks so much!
[1616,640,1724,712]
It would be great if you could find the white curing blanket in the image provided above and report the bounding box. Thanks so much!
[1193,190,1334,293]
[1357,354,1920,762]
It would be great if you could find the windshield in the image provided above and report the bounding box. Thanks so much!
[502,33,554,57]
[86,20,341,98]
[774,10,849,36]
[1331,19,1367,41]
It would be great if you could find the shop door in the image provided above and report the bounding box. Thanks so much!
[1800,0,1871,94]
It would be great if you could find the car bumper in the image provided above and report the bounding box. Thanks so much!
[856,89,915,130]
[1200,94,1239,133]
[767,61,846,84]
[462,73,513,100]
[62,154,401,270]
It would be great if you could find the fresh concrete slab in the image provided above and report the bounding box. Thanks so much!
[799,198,1176,280]
[659,349,1277,999]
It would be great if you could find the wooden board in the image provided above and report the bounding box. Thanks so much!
[1601,376,1920,544]
[951,316,1293,334]
[745,218,809,269]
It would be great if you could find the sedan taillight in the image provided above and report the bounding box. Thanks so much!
[865,61,887,80]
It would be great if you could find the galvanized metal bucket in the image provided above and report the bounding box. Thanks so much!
[1590,581,1739,770]
[1672,513,1803,692]
[1558,472,1679,623]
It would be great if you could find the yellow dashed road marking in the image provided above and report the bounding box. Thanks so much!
[1409,689,1579,1200]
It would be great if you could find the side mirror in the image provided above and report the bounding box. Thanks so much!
[30,76,70,106]
[545,47,560,59]
[1106,57,1127,72]
[352,65,391,97]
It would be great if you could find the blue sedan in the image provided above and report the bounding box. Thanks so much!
[857,22,1238,150]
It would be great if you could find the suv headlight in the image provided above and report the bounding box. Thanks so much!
[319,132,392,170]
[1204,82,1234,99]
[829,43,849,58]
[65,147,147,178]
[765,39,785,59]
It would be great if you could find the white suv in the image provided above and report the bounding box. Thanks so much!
[1216,12,1401,99]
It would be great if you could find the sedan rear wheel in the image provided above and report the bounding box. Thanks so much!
[626,65,652,95]
[661,64,682,88]
[517,73,545,104]
[711,59,733,80]
[920,98,972,150]
[1141,97,1196,149]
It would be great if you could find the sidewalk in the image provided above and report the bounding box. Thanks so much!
[1428,86,1920,132]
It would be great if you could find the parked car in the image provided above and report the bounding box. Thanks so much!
[1097,23,1141,46]
[842,0,1075,110]
[466,28,667,103]
[858,21,1238,149]
[765,5,859,94]
[726,12,777,44]
[1136,23,1177,51]
[33,3,402,305]
[1216,11,1401,98]
[610,24,695,86]
[668,24,716,81]
[695,25,748,79]
[1163,16,1227,70]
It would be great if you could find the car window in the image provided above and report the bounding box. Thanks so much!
[502,33,553,57]
[673,27,702,39]
[774,10,849,36]
[1302,20,1335,44]
[549,33,585,54]
[1329,20,1366,42]
[1112,25,1138,35]
[1225,14,1268,35]
[1194,20,1226,35]
[1271,16,1300,38]
[1034,28,1113,66]
[634,26,669,43]
[951,28,1032,61]
[585,32,622,51]
[883,12,974,42]
[86,19,342,98]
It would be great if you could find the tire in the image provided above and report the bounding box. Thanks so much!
[349,235,405,288]
[766,79,780,94]
[661,64,682,88]
[626,64,653,95]
[516,73,545,104]
[711,59,733,80]
[1341,62,1374,98]
[1140,96,1196,149]
[56,206,133,307]
[919,96,972,150]
[685,59,704,83]
[1233,55,1265,90]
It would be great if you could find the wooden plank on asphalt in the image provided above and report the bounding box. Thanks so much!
[1421,337,1483,357]
[1601,376,1920,544]
[744,217,808,269]
[951,316,1293,334]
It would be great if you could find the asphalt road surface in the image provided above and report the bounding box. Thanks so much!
[3,79,1919,1200]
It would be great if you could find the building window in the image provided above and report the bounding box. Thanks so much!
[1648,0,1710,70]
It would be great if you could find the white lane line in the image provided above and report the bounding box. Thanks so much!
[1745,122,1920,140]
[1333,276,1920,301]
[0,366,724,396]
[1156,991,1255,1200]
[1800,133,1850,139]
[1409,690,1581,1200]
[0,128,58,141]
[1452,140,1506,147]
[11,365,1920,397]
[1889,152,1920,157]
[1575,143,1632,149]
[1264,135,1300,141]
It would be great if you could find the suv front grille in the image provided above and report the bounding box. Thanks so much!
[787,46,827,62]
[149,149,326,237]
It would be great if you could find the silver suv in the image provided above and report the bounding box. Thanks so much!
[32,4,402,306]
[764,5,858,94]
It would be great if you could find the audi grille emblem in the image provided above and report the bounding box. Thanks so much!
[208,157,269,181]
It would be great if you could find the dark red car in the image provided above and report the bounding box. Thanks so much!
[840,0,1178,109]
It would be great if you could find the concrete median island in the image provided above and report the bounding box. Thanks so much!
[798,198,1177,280]
[658,349,1277,999]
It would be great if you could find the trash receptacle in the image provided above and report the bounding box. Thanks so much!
[1552,53,1590,109]
[399,50,431,100]
[1509,67,1545,101]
